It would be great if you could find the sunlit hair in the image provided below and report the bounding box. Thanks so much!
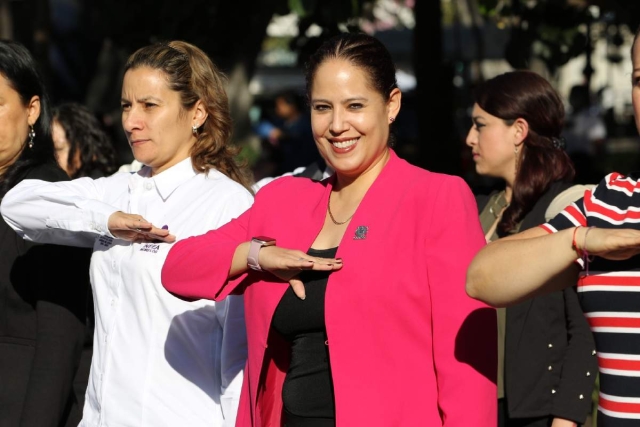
[474,70,575,234]
[124,41,253,192]
[305,33,399,145]
[0,40,57,200]
[53,103,117,178]
[305,33,397,102]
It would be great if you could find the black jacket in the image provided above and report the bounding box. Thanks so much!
[0,163,91,427]
[477,181,598,423]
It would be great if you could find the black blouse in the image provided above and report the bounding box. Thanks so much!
[0,163,91,426]
[271,247,338,427]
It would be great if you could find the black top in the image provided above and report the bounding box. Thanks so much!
[271,247,337,425]
[0,163,92,427]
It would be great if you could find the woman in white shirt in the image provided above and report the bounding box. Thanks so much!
[1,41,252,427]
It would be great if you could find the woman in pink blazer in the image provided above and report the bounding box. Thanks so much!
[162,33,496,427]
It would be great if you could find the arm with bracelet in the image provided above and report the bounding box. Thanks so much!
[162,179,342,302]
[467,176,640,306]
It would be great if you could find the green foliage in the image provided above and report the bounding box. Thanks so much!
[288,0,308,17]
[442,1,456,25]
[284,0,376,67]
[478,0,501,18]
[236,143,260,168]
[477,0,591,73]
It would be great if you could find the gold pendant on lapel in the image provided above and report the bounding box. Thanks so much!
[354,225,368,240]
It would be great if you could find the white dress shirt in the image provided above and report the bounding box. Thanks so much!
[1,157,252,427]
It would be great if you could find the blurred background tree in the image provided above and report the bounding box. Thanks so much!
[2,0,640,176]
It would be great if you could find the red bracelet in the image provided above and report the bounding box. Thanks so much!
[571,226,583,258]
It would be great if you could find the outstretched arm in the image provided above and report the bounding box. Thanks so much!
[466,226,640,307]
[162,208,342,301]
[466,226,577,306]
[2,176,121,247]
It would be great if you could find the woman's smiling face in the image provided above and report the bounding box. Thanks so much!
[309,58,400,180]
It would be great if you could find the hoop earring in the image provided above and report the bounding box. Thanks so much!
[192,125,198,136]
[28,125,35,149]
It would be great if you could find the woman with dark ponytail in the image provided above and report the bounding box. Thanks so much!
[2,41,251,426]
[0,40,90,426]
[468,28,640,426]
[467,70,597,427]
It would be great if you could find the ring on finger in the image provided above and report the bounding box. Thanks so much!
[135,227,142,232]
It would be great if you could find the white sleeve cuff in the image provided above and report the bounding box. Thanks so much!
[44,199,118,237]
[80,199,118,237]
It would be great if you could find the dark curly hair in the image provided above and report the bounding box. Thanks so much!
[474,71,575,234]
[0,40,57,200]
[53,103,117,178]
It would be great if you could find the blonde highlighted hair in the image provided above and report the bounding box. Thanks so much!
[124,41,253,193]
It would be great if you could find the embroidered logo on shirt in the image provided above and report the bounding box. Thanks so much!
[140,243,160,253]
[98,235,114,247]
[354,226,368,240]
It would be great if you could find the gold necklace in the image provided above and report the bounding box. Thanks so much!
[327,193,355,225]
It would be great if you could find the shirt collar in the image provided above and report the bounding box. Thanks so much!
[129,157,197,200]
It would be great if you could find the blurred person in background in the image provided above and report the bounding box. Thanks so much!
[255,89,323,175]
[563,84,607,184]
[467,70,597,427]
[0,40,89,427]
[51,101,119,415]
[52,102,118,179]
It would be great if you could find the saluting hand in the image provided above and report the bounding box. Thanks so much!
[107,211,176,243]
[258,245,342,300]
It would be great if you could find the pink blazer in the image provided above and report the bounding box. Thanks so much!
[162,151,497,426]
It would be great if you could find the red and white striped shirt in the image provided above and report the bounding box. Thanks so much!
[543,172,640,426]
